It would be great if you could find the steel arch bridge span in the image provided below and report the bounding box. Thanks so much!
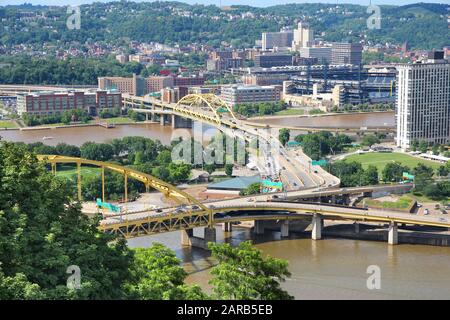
[174,94,237,126]
[37,155,208,212]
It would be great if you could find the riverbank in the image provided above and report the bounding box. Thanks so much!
[249,110,394,121]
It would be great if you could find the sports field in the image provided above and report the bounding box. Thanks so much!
[344,152,442,172]
[55,165,100,179]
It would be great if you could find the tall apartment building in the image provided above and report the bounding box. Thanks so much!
[331,42,363,65]
[262,30,293,51]
[396,52,450,149]
[17,90,122,116]
[254,53,293,68]
[292,22,314,51]
[221,85,282,106]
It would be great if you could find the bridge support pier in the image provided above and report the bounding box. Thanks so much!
[280,220,289,237]
[354,222,360,234]
[222,222,232,232]
[254,220,265,235]
[204,227,216,245]
[388,222,398,245]
[312,214,323,240]
[181,229,194,247]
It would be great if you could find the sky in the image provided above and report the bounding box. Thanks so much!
[1,0,449,7]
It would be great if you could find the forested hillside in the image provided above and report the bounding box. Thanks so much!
[0,1,448,50]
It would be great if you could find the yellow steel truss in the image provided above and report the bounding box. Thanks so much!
[37,155,209,212]
[174,94,237,125]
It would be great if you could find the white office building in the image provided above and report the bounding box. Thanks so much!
[396,52,450,149]
[221,85,281,106]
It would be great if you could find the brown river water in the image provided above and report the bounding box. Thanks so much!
[3,112,450,299]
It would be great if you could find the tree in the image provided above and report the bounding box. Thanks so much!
[361,134,380,147]
[437,166,449,177]
[382,162,409,183]
[279,129,290,147]
[362,165,379,185]
[432,144,439,155]
[55,143,81,157]
[80,142,114,162]
[208,241,293,300]
[419,141,428,154]
[413,163,434,192]
[410,139,419,152]
[125,244,206,300]
[239,183,261,196]
[0,141,132,299]
[225,164,233,177]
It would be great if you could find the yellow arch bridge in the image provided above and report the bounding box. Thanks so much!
[39,155,450,246]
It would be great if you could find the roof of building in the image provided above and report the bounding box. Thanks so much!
[207,174,261,191]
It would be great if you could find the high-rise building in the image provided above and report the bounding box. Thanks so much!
[262,30,293,51]
[331,42,363,66]
[292,22,314,51]
[396,52,450,149]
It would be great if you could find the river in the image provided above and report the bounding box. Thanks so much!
[249,111,395,128]
[128,227,450,300]
[4,111,449,299]
[0,112,395,146]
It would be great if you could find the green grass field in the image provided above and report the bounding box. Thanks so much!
[102,117,136,124]
[365,196,415,211]
[0,120,18,128]
[273,109,305,116]
[56,165,100,179]
[345,152,442,172]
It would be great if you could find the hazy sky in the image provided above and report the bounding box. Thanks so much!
[1,0,449,7]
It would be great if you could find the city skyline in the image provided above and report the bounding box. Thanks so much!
[1,0,448,7]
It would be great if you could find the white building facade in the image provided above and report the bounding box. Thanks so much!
[396,58,450,149]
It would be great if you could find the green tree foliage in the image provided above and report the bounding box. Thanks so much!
[382,162,410,183]
[279,128,290,147]
[208,241,293,300]
[125,244,206,300]
[80,142,114,162]
[296,132,352,160]
[412,163,434,192]
[0,2,446,51]
[361,134,380,147]
[233,102,286,118]
[239,183,261,196]
[0,141,132,299]
[225,164,233,177]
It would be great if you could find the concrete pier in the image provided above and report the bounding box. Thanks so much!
[312,214,323,240]
[204,227,216,244]
[254,220,265,235]
[388,222,398,245]
[181,228,194,246]
[354,222,360,234]
[280,220,289,237]
[222,222,232,232]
